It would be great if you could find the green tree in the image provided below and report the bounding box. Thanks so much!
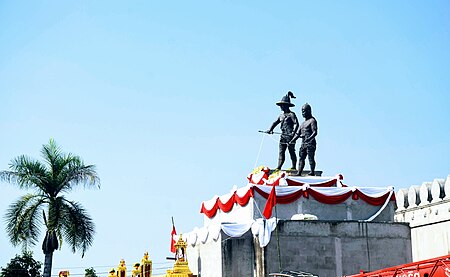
[84,267,98,277]
[0,139,100,277]
[0,251,42,277]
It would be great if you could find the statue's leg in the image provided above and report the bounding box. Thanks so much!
[295,145,306,176]
[277,142,287,170]
[307,146,316,176]
[297,160,305,176]
[288,143,297,170]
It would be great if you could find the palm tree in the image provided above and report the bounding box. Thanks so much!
[0,139,100,277]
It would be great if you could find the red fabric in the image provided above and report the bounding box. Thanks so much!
[218,196,235,212]
[303,190,309,198]
[200,186,396,219]
[170,225,177,253]
[253,186,304,204]
[308,189,353,204]
[263,185,277,219]
[286,178,337,187]
[354,190,396,206]
[200,199,219,218]
[247,167,270,184]
[235,188,254,206]
[200,188,254,217]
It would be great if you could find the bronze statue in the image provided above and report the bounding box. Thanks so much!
[290,103,318,176]
[266,91,299,170]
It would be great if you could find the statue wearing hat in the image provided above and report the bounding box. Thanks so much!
[290,103,318,176]
[108,268,116,277]
[266,91,299,170]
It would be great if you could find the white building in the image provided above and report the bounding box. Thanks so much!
[395,175,450,261]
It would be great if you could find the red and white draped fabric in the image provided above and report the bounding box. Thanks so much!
[286,174,346,187]
[247,169,345,187]
[200,184,395,218]
[247,166,270,185]
[200,185,254,218]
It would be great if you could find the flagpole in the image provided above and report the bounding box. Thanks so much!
[170,217,177,257]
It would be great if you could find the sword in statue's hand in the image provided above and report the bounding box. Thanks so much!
[258,130,282,135]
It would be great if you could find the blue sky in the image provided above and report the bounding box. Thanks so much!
[1,1,449,276]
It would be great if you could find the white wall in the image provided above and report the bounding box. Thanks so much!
[395,175,450,261]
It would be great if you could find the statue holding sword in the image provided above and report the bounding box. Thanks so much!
[264,91,299,171]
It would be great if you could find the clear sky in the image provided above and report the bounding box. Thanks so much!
[1,1,449,276]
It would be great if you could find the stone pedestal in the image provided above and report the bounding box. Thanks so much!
[270,169,323,177]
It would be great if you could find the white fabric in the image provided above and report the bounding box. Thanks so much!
[254,185,393,198]
[202,183,394,211]
[311,187,353,196]
[184,228,198,246]
[250,171,268,184]
[236,184,252,197]
[255,185,304,196]
[184,219,278,247]
[251,218,278,247]
[198,226,209,243]
[286,176,337,184]
[218,191,235,204]
[221,222,253,237]
[357,186,394,197]
[278,177,288,186]
[364,189,394,222]
[203,195,219,209]
[209,224,221,241]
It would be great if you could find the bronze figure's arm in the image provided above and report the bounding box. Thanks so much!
[267,116,281,134]
[305,118,318,143]
[292,112,299,136]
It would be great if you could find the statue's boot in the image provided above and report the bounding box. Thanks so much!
[308,161,316,176]
[294,161,305,176]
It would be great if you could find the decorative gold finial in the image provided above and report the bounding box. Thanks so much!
[117,259,126,277]
[140,251,152,277]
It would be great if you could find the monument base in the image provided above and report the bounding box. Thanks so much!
[270,169,323,176]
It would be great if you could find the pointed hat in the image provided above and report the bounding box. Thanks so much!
[276,91,296,107]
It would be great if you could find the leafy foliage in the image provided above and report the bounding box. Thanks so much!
[84,267,98,277]
[0,251,42,277]
[0,139,100,277]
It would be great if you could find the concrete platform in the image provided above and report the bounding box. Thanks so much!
[187,220,412,277]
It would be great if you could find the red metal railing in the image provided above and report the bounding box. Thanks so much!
[344,254,450,277]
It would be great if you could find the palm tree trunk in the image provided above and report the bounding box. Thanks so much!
[43,252,53,277]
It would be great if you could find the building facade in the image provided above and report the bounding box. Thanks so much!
[395,175,450,261]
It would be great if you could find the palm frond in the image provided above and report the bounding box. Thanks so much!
[5,194,46,247]
[0,170,17,184]
[1,155,49,191]
[56,159,100,194]
[60,200,95,257]
[3,139,100,259]
[47,196,65,231]
[41,139,62,170]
